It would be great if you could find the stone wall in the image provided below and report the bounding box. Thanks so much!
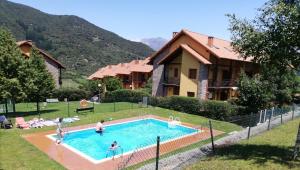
[44,57,60,88]
[197,64,208,99]
[152,50,169,96]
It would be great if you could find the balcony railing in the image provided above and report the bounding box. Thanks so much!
[208,79,236,87]
[163,77,180,85]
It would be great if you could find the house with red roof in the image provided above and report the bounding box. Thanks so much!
[17,40,65,88]
[88,58,152,89]
[149,29,259,100]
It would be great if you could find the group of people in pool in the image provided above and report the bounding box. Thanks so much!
[95,120,120,152]
[56,118,119,153]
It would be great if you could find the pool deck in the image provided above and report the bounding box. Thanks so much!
[23,115,223,170]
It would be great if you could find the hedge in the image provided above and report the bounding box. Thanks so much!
[103,89,150,103]
[149,96,245,120]
[52,88,91,101]
[102,90,245,120]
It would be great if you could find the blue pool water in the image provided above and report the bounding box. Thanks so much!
[52,118,197,161]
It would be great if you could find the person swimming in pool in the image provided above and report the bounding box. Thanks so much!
[56,117,64,144]
[95,120,105,135]
[110,141,118,150]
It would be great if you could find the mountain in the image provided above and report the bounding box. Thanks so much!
[0,0,154,75]
[140,37,168,51]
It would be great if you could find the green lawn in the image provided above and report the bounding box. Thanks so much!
[12,101,140,121]
[186,118,300,170]
[0,102,241,170]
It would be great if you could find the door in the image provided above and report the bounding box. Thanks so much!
[167,87,173,96]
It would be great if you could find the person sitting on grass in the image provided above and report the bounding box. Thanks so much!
[56,117,64,144]
[95,120,105,135]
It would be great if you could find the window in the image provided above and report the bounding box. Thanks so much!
[187,92,195,97]
[188,69,197,79]
[174,68,179,78]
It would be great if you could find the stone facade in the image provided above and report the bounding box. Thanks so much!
[152,50,168,96]
[44,57,61,88]
[17,41,64,88]
[197,64,208,99]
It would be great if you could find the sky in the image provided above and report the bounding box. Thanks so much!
[9,0,267,41]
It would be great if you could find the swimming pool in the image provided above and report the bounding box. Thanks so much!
[48,118,198,163]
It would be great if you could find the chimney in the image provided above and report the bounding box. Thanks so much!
[108,65,112,69]
[135,60,139,64]
[173,32,178,37]
[208,36,214,47]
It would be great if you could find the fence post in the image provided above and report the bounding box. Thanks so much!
[292,104,295,120]
[259,110,262,124]
[67,99,70,117]
[93,101,95,113]
[247,113,253,140]
[280,108,283,124]
[5,99,8,114]
[268,109,272,130]
[209,120,215,153]
[264,109,267,122]
[114,102,116,112]
[155,136,160,170]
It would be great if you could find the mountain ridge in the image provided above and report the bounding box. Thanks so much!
[0,0,154,75]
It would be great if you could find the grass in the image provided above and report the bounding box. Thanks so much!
[0,102,241,170]
[186,118,300,170]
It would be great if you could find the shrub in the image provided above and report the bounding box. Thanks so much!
[201,100,244,120]
[103,89,150,103]
[104,77,122,91]
[52,88,90,101]
[149,96,243,120]
[104,90,245,120]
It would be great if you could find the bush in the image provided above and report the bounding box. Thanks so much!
[201,100,244,120]
[149,96,243,120]
[104,90,245,120]
[103,89,150,103]
[104,77,122,91]
[52,88,91,101]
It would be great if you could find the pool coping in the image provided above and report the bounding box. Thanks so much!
[46,118,200,164]
[23,115,224,170]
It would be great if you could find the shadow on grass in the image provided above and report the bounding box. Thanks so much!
[3,109,59,118]
[214,144,300,168]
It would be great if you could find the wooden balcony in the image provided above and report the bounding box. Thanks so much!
[163,78,180,86]
[208,79,236,88]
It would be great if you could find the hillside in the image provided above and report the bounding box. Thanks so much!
[0,0,154,75]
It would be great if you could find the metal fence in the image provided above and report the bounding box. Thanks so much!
[1,100,146,120]
[115,104,300,170]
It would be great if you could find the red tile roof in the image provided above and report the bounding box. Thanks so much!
[158,44,212,65]
[149,29,252,63]
[17,40,65,69]
[88,57,152,80]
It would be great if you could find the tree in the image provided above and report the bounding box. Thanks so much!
[104,77,122,92]
[237,72,272,113]
[19,48,55,117]
[80,79,103,96]
[228,0,300,106]
[0,28,26,113]
[228,0,300,71]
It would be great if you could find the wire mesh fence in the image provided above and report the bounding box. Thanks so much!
[0,100,146,125]
[114,104,300,170]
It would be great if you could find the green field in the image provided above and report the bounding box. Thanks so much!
[0,102,241,170]
[186,118,300,170]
